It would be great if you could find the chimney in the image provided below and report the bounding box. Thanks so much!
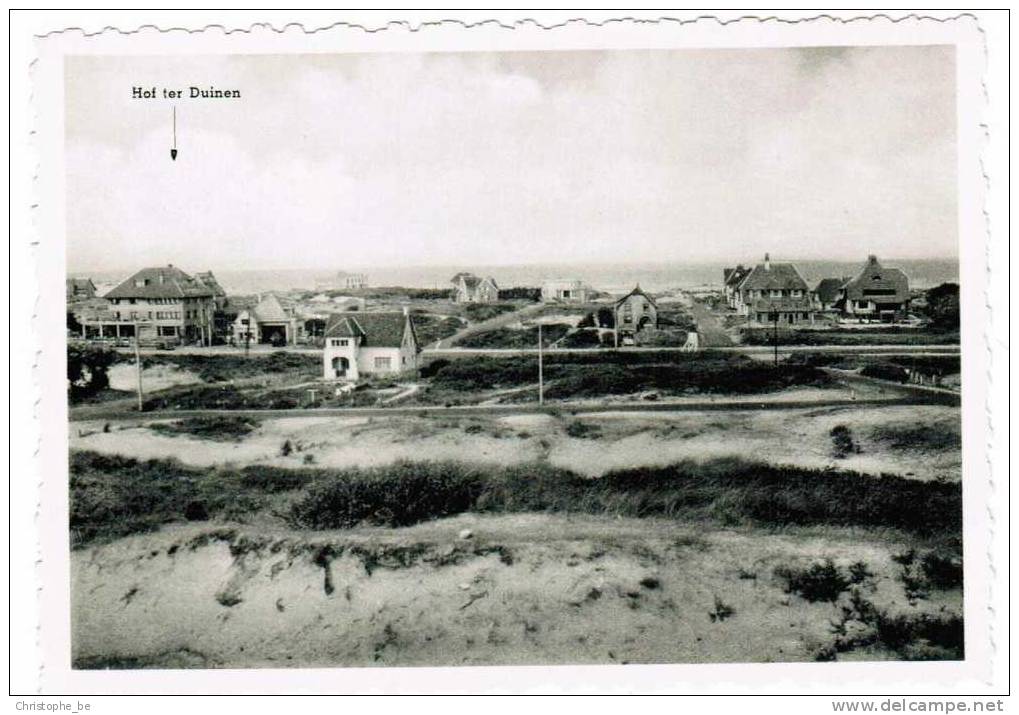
[764,253,771,271]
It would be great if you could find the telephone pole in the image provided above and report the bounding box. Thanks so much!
[134,324,144,411]
[770,311,779,366]
[537,322,544,406]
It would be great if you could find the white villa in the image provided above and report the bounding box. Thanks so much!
[322,309,419,381]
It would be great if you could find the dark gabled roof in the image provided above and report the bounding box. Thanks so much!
[814,278,845,304]
[324,311,415,348]
[615,284,658,308]
[452,273,498,292]
[737,260,809,292]
[723,265,750,288]
[842,256,909,301]
[104,266,216,300]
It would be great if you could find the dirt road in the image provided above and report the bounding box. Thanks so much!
[686,299,735,347]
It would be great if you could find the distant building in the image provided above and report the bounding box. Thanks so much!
[614,285,659,339]
[734,254,815,325]
[233,293,299,346]
[721,265,750,309]
[89,265,219,345]
[322,309,419,381]
[66,277,97,303]
[450,272,499,304]
[839,255,910,321]
[316,271,367,291]
[541,278,590,303]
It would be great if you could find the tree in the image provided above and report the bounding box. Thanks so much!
[925,282,960,330]
[67,344,118,403]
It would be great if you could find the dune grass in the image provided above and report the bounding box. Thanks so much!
[70,451,960,549]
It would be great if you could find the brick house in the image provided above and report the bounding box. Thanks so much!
[614,285,659,340]
[734,254,815,325]
[322,309,419,381]
[91,265,220,345]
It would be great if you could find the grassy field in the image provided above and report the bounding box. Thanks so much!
[132,352,321,383]
[423,352,831,399]
[741,327,960,347]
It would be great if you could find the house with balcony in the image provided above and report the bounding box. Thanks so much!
[734,254,815,325]
[85,265,220,345]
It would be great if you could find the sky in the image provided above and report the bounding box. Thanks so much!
[64,46,957,272]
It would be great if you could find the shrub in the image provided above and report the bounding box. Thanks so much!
[69,452,314,548]
[463,303,517,323]
[289,461,487,529]
[288,457,960,536]
[830,425,858,459]
[564,421,601,439]
[67,344,118,403]
[775,559,851,602]
[458,324,570,350]
[141,385,301,411]
[921,552,963,590]
[708,596,735,622]
[149,416,260,441]
[72,452,961,546]
[870,423,961,451]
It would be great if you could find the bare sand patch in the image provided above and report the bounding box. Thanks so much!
[108,363,201,393]
[551,406,960,481]
[71,405,959,480]
[71,514,954,668]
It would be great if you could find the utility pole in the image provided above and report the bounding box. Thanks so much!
[134,323,144,411]
[770,311,779,366]
[537,322,544,406]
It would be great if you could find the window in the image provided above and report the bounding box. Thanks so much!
[374,356,392,371]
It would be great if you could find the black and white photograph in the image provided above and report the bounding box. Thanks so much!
[12,10,1006,702]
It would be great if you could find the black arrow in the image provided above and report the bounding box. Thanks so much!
[170,106,177,160]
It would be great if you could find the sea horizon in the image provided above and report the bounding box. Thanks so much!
[70,257,960,297]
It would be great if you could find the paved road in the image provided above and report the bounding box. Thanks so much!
[71,389,959,424]
[422,344,960,358]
